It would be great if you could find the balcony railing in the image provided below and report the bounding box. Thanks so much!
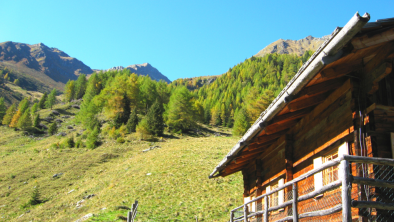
[230,155,394,222]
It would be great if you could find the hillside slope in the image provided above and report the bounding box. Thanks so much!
[255,35,329,57]
[0,103,242,222]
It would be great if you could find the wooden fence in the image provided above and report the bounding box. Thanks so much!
[127,200,138,222]
[230,155,394,222]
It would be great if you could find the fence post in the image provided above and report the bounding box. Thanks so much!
[230,211,234,222]
[341,159,352,221]
[243,204,249,222]
[292,183,298,222]
[264,195,268,222]
[127,211,132,222]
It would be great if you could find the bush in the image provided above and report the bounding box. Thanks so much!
[24,126,44,135]
[86,126,100,149]
[22,187,43,208]
[136,118,152,140]
[116,137,125,143]
[75,138,84,148]
[64,136,75,148]
[48,122,58,135]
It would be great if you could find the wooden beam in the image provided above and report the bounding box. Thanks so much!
[352,201,394,211]
[299,204,342,219]
[364,41,394,73]
[363,62,393,94]
[351,27,394,50]
[297,77,346,98]
[287,91,331,112]
[270,108,312,126]
[352,176,394,189]
[264,119,300,135]
[256,130,288,144]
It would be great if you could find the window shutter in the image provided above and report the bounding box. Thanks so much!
[313,157,323,190]
[278,178,284,205]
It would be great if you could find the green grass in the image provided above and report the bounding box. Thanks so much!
[0,104,243,221]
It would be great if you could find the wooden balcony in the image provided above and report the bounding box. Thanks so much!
[230,155,394,222]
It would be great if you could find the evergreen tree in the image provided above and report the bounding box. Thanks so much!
[0,97,6,123]
[17,108,32,129]
[126,108,139,133]
[74,74,87,99]
[64,80,75,102]
[31,102,38,115]
[165,86,196,132]
[13,79,20,85]
[2,103,16,125]
[33,114,40,128]
[48,122,58,135]
[9,98,29,127]
[86,126,100,149]
[45,89,57,109]
[9,110,22,128]
[232,108,250,136]
[146,99,164,136]
[38,92,48,109]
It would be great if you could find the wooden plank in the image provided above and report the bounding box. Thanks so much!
[352,201,394,210]
[297,180,342,202]
[363,62,393,94]
[352,176,394,189]
[364,42,394,73]
[344,155,394,167]
[298,204,342,219]
[297,77,346,98]
[351,27,394,50]
[291,79,352,137]
[264,119,300,135]
[341,159,352,222]
[256,130,288,144]
[270,108,312,126]
[288,91,331,112]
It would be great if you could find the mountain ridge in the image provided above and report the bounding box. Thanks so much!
[106,62,171,83]
[254,35,329,57]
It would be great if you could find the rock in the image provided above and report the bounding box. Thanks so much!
[214,132,221,137]
[142,146,161,153]
[100,207,106,211]
[146,173,152,176]
[74,213,93,222]
[71,105,80,109]
[62,115,70,119]
[57,132,67,137]
[83,194,95,199]
[55,119,63,123]
[38,123,48,129]
[76,199,85,208]
[67,125,73,129]
[53,172,63,178]
[51,110,60,116]
[43,117,53,122]
[67,189,75,194]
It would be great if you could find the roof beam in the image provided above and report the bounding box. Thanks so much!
[287,91,331,112]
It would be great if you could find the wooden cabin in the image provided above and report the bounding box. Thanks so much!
[209,13,394,222]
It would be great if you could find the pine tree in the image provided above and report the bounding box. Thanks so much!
[17,108,32,129]
[2,103,16,125]
[48,122,58,135]
[46,89,57,109]
[74,74,87,99]
[0,97,6,123]
[165,86,196,132]
[9,110,22,128]
[126,108,139,133]
[86,126,100,149]
[64,80,75,102]
[38,92,48,109]
[33,114,40,128]
[146,99,164,136]
[13,79,20,86]
[232,108,250,136]
[9,98,29,127]
[31,102,38,115]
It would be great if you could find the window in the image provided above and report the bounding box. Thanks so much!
[266,178,284,208]
[323,151,339,185]
[314,142,348,191]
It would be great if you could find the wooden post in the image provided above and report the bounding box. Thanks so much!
[341,159,352,221]
[292,183,298,222]
[230,211,234,222]
[264,195,269,222]
[244,204,249,222]
[127,211,132,222]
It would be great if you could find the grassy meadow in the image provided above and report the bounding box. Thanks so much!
[0,103,243,221]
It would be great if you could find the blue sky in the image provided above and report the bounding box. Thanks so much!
[0,1,393,81]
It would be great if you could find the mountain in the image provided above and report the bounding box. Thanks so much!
[254,35,329,57]
[107,63,171,83]
[0,41,93,89]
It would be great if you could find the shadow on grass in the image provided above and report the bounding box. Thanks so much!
[54,108,74,116]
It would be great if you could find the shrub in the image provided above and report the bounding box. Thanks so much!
[75,138,84,148]
[116,137,125,143]
[136,118,152,140]
[86,126,100,149]
[64,136,75,148]
[48,122,58,135]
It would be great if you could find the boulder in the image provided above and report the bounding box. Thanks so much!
[51,110,60,116]
[55,119,63,123]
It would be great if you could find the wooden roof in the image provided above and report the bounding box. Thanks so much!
[210,14,394,178]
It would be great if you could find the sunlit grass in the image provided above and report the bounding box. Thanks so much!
[0,105,243,221]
